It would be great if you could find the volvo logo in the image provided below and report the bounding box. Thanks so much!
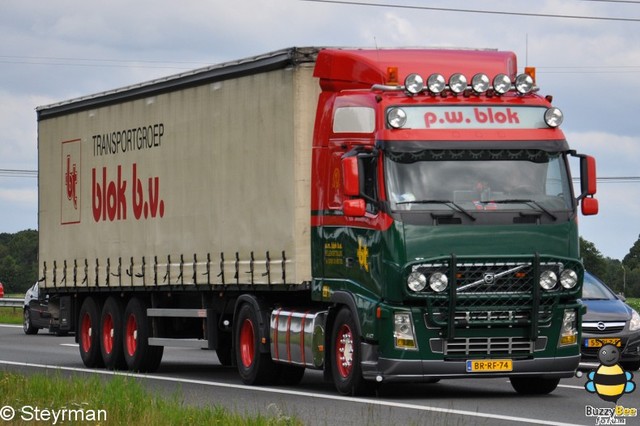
[483,273,496,285]
[597,322,606,331]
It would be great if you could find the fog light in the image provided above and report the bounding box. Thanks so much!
[492,74,512,94]
[387,108,407,129]
[404,73,424,95]
[539,270,558,290]
[544,107,563,128]
[427,73,446,94]
[471,73,490,94]
[429,272,448,292]
[407,271,427,292]
[559,309,578,347]
[560,269,578,289]
[449,73,467,94]
[515,73,534,94]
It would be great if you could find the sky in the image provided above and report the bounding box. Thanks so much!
[1,0,639,261]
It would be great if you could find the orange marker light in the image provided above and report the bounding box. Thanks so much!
[524,66,536,83]
[387,66,399,85]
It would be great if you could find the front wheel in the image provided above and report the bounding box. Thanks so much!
[330,308,371,396]
[234,303,279,385]
[510,377,560,395]
[23,309,38,335]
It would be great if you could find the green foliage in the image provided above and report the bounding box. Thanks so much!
[0,372,302,426]
[0,229,38,294]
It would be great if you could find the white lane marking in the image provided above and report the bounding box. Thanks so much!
[60,343,79,348]
[0,324,23,329]
[0,359,586,426]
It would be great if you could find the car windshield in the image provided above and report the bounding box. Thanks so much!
[385,149,573,214]
[582,273,617,300]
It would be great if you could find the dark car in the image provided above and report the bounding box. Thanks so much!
[23,282,53,335]
[581,272,640,371]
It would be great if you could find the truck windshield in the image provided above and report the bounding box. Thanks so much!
[385,149,573,214]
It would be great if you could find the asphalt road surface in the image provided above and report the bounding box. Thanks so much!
[0,324,638,426]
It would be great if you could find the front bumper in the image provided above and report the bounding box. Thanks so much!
[361,343,580,383]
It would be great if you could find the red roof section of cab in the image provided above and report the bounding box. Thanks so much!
[313,48,517,92]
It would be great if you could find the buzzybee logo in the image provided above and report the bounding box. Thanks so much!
[584,344,637,425]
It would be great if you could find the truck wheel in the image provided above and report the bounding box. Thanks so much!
[78,297,104,368]
[509,377,560,395]
[234,303,279,385]
[23,308,39,335]
[331,308,370,396]
[100,297,127,370]
[123,298,163,372]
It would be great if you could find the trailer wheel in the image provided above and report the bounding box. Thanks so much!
[78,297,104,368]
[331,308,370,396]
[23,308,38,335]
[123,298,163,372]
[234,303,279,385]
[100,297,127,370]
[509,377,560,395]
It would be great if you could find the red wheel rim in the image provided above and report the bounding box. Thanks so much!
[125,314,138,357]
[239,318,255,368]
[102,313,114,354]
[335,324,354,378]
[80,313,92,353]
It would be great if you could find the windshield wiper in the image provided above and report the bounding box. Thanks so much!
[396,199,476,221]
[484,199,557,221]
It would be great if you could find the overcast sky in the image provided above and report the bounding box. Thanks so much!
[1,0,639,262]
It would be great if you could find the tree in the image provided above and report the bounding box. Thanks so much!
[580,237,607,278]
[0,229,38,294]
[623,234,640,271]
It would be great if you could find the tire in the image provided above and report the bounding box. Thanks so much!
[509,377,560,395]
[234,303,279,385]
[78,297,104,368]
[23,309,39,335]
[330,308,371,396]
[123,297,163,372]
[100,297,127,370]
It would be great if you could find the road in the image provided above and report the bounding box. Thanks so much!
[0,324,638,426]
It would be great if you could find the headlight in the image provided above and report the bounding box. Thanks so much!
[427,73,446,94]
[492,74,512,94]
[539,270,558,290]
[387,108,407,129]
[560,269,578,289]
[559,309,578,346]
[630,309,640,331]
[515,73,534,94]
[471,73,490,94]
[448,73,467,94]
[404,73,424,95]
[394,312,417,350]
[407,271,427,292]
[429,272,449,292]
[544,107,563,128]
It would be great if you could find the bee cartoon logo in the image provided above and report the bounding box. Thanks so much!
[585,344,636,403]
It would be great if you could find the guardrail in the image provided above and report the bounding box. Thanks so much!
[0,298,23,308]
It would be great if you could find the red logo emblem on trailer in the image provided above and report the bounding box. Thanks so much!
[61,139,82,225]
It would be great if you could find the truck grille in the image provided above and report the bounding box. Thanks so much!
[443,337,537,356]
[412,255,582,334]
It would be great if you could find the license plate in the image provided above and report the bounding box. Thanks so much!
[585,338,621,348]
[466,359,513,373]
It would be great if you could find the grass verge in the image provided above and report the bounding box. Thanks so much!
[0,306,22,325]
[0,372,301,426]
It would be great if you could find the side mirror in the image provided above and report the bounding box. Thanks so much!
[581,197,598,216]
[342,156,360,197]
[343,199,366,217]
[580,155,597,197]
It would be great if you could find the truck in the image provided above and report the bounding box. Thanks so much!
[36,46,599,396]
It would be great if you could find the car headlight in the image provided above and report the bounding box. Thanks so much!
[630,309,640,332]
[407,271,427,292]
[539,270,558,290]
